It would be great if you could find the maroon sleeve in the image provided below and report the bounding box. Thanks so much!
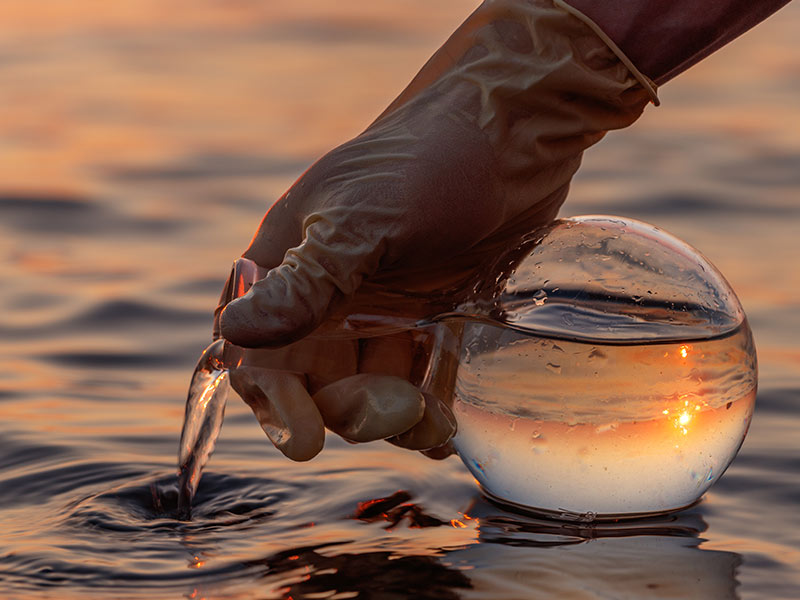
[563,0,792,84]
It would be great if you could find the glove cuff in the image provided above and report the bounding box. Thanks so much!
[560,0,790,85]
[552,0,659,105]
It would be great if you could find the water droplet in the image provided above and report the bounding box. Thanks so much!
[530,431,548,454]
[588,348,607,364]
[595,422,618,434]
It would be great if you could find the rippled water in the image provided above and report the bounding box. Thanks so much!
[1,1,798,598]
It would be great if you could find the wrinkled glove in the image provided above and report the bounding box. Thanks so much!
[217,0,656,461]
[214,257,460,461]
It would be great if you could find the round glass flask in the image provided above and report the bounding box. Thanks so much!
[448,216,757,520]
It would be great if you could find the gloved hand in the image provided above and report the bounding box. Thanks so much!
[217,0,656,461]
[214,257,462,462]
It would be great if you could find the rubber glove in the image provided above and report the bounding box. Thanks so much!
[218,0,659,461]
[213,257,457,462]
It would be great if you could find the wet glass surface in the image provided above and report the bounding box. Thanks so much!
[448,217,759,518]
[0,1,798,598]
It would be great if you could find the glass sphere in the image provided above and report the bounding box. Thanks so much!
[451,216,757,521]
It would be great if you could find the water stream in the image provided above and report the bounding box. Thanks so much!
[177,339,230,518]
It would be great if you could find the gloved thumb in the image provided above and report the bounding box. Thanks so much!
[220,213,383,348]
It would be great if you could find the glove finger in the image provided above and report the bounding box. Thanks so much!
[386,392,457,451]
[220,214,383,348]
[239,338,359,396]
[421,441,456,461]
[229,366,325,461]
[358,332,457,451]
[312,374,425,443]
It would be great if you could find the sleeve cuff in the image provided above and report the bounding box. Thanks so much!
[553,0,660,106]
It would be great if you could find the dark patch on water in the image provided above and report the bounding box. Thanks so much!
[3,292,64,311]
[66,473,282,532]
[162,277,225,296]
[0,44,39,69]
[0,436,76,476]
[753,387,800,415]
[0,461,149,507]
[102,152,312,182]
[69,299,209,330]
[73,376,146,391]
[573,192,798,219]
[713,152,800,187]
[354,490,449,529]
[39,351,185,369]
[354,490,413,519]
[0,192,185,236]
[257,18,423,45]
[0,300,209,346]
[0,389,19,401]
[165,473,284,527]
[0,193,94,213]
[246,547,472,600]
[712,462,798,495]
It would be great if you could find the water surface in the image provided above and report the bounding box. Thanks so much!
[1,1,798,598]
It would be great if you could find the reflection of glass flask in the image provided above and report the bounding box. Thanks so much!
[451,498,742,600]
[190,216,756,521]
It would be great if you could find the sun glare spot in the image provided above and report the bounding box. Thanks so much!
[673,411,693,435]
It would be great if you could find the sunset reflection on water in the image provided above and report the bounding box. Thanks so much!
[0,1,798,598]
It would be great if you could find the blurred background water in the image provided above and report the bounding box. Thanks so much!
[0,1,798,598]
